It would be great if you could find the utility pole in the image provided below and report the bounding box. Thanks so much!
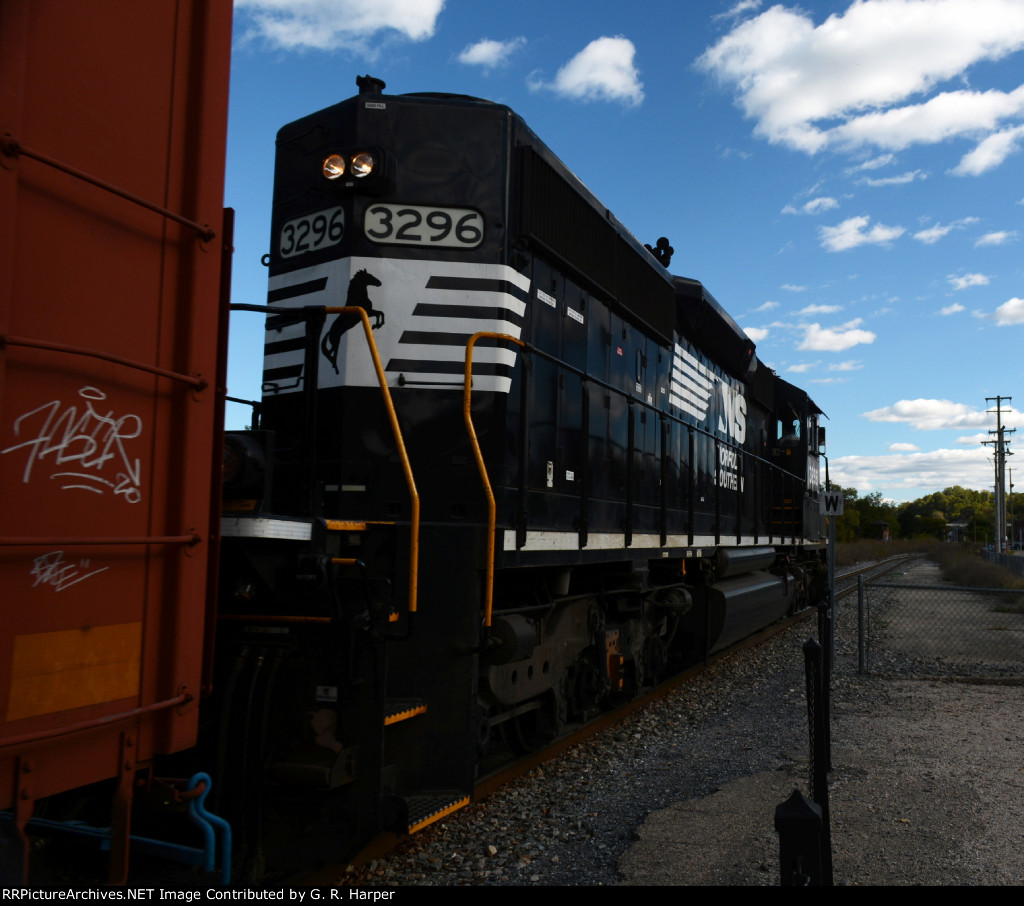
[984,396,1014,554]
[1010,466,1016,550]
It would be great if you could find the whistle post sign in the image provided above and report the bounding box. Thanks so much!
[820,491,844,516]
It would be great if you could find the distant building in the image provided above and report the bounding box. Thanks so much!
[946,521,969,543]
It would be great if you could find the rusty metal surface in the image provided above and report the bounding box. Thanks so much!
[0,0,232,828]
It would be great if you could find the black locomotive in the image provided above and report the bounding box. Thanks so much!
[216,76,827,870]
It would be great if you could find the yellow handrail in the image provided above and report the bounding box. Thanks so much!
[462,332,524,628]
[325,306,420,613]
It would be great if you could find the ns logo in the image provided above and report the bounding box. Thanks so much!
[717,382,747,444]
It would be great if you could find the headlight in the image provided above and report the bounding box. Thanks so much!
[350,151,375,178]
[222,431,272,504]
[322,153,346,180]
[223,441,244,484]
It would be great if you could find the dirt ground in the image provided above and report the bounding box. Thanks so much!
[619,563,1024,886]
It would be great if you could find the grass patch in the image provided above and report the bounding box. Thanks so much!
[838,539,1024,598]
[834,539,931,569]
[927,544,1024,591]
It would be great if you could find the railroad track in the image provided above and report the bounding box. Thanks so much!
[472,555,923,793]
[305,553,926,882]
[295,554,930,884]
[835,553,925,599]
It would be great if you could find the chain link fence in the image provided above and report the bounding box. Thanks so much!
[981,549,1024,579]
[861,566,1024,681]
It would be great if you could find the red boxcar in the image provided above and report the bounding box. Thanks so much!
[0,0,232,882]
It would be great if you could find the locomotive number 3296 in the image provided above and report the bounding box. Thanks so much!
[364,203,484,249]
[279,206,344,258]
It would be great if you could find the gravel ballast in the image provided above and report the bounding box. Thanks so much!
[337,561,1024,886]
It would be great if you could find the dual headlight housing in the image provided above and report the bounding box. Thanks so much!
[317,146,393,196]
[322,150,377,181]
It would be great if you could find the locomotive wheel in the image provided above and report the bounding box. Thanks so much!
[502,694,556,754]
[475,705,493,759]
[642,636,669,685]
[568,657,607,720]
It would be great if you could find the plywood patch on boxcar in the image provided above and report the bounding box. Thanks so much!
[6,621,141,721]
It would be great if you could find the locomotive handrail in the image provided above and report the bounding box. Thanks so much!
[463,332,526,628]
[228,304,420,615]
[462,331,806,490]
[462,331,813,595]
[323,306,420,615]
[0,334,208,390]
[225,395,262,428]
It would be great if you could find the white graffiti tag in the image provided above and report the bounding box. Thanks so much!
[30,551,110,592]
[1,386,142,502]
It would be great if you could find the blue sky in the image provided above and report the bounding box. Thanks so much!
[224,0,1024,503]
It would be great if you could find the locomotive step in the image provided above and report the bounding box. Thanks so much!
[404,792,471,835]
[383,698,428,726]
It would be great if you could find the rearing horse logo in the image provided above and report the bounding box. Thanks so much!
[321,269,384,375]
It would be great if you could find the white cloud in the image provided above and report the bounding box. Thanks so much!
[914,216,978,244]
[830,85,1024,151]
[992,297,1024,325]
[779,285,805,293]
[235,0,444,52]
[753,301,780,311]
[940,303,965,315]
[458,37,526,69]
[862,398,992,430]
[715,0,764,21]
[782,196,839,215]
[820,216,904,251]
[956,433,990,446]
[913,224,951,244]
[951,123,1024,175]
[744,326,770,341]
[975,230,1018,247]
[787,361,819,373]
[697,0,1024,168]
[830,447,996,495]
[799,319,877,351]
[859,170,925,187]
[888,442,920,451]
[849,154,897,172]
[534,37,644,106]
[947,272,989,291]
[798,304,843,315]
[830,360,863,371]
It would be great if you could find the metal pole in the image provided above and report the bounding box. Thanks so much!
[827,514,835,667]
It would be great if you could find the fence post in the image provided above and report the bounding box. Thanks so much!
[816,602,833,771]
[774,789,824,886]
[857,575,866,674]
[803,638,833,884]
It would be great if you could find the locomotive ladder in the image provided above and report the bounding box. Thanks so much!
[321,305,420,614]
[237,304,467,839]
[319,308,474,838]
